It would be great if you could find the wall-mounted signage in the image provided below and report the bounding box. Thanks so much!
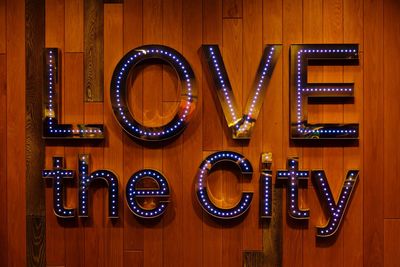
[42,43,360,238]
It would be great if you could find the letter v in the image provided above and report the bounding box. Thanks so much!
[312,170,359,237]
[202,44,281,139]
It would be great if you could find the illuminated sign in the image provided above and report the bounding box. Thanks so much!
[42,44,360,237]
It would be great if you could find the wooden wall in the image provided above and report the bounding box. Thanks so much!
[1,0,400,266]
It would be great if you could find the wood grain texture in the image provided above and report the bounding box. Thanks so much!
[45,0,66,265]
[142,1,163,267]
[162,1,184,267]
[0,0,5,53]
[17,0,400,266]
[7,0,26,266]
[222,17,243,267]
[363,0,384,266]
[64,52,84,267]
[122,0,144,254]
[282,0,304,266]
[242,0,262,252]
[383,0,400,218]
[223,0,242,18]
[384,219,400,267]
[85,0,104,102]
[104,4,124,267]
[343,0,363,266]
[65,0,84,52]
[202,1,223,267]
[0,53,7,267]
[181,0,203,266]
[26,0,46,266]
[26,216,46,267]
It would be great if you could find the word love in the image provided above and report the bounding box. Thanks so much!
[43,151,359,238]
[42,43,359,142]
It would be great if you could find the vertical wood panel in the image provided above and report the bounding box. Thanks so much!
[383,0,400,218]
[104,4,124,267]
[0,0,5,53]
[45,0,66,265]
[363,0,384,266]
[65,0,84,52]
[242,0,262,253]
[302,1,324,266]
[64,53,84,267]
[202,0,223,151]
[223,0,242,18]
[26,0,46,266]
[222,17,243,267]
[6,0,26,266]
[84,0,104,102]
[282,0,303,265]
[0,53,7,267]
[162,1,184,267]
[343,0,364,265]
[142,1,163,267]
[122,0,144,256]
[83,102,106,267]
[384,220,400,267]
[202,1,223,267]
[182,0,203,266]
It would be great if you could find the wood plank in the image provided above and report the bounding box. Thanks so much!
[343,0,364,265]
[162,1,184,267]
[0,53,7,267]
[84,0,104,101]
[363,0,384,266]
[221,18,243,267]
[318,0,345,266]
[26,216,46,267]
[0,0,5,53]
[122,0,144,253]
[242,0,263,253]
[301,1,324,266]
[384,219,400,267]
[223,0,242,18]
[383,0,400,218]
[142,1,163,266]
[104,4,124,267]
[6,0,26,266]
[260,0,284,266]
[123,251,143,267]
[45,0,66,265]
[45,0,64,48]
[65,0,84,52]
[83,102,106,267]
[202,1,223,267]
[282,0,304,265]
[202,0,223,151]
[181,0,203,266]
[63,53,85,267]
[26,0,46,266]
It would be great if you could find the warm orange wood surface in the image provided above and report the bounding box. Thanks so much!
[1,0,400,266]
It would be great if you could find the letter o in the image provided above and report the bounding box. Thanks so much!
[110,45,197,141]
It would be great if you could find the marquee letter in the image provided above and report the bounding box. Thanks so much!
[196,151,253,219]
[312,170,359,237]
[290,44,359,140]
[110,45,197,141]
[202,45,282,139]
[43,48,104,139]
[42,157,75,218]
[260,152,273,218]
[277,157,310,219]
[78,154,119,218]
[126,169,170,218]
